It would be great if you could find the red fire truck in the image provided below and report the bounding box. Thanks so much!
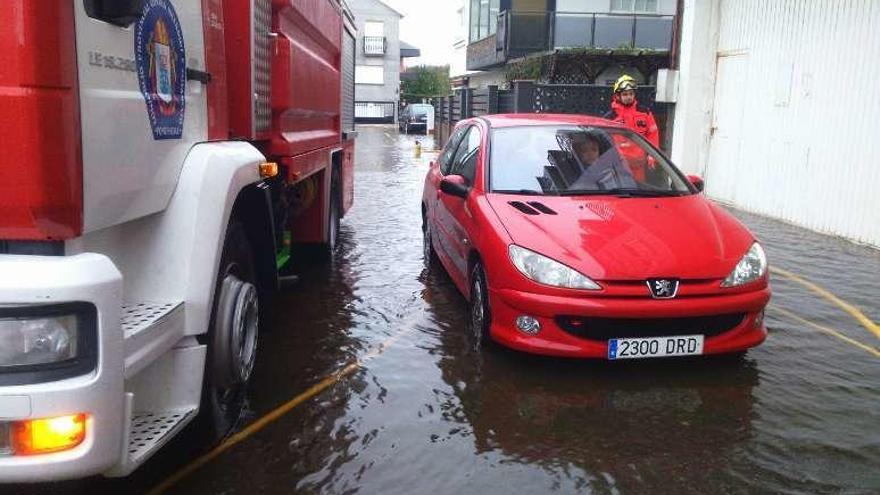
[0,0,356,481]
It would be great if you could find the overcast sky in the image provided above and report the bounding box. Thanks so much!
[383,0,459,67]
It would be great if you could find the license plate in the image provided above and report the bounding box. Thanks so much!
[608,335,704,360]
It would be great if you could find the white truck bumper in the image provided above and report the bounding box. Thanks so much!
[0,253,125,482]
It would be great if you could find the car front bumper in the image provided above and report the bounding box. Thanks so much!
[488,286,770,358]
[0,254,125,482]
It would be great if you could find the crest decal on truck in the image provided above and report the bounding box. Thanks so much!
[135,0,186,140]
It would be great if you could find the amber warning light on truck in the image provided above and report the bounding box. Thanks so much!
[4,414,88,456]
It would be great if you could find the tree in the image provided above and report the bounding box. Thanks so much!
[400,65,450,104]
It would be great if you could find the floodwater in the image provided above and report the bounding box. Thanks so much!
[15,124,880,494]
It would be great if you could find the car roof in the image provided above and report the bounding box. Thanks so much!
[477,113,626,129]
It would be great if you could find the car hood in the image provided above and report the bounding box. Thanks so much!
[486,193,755,281]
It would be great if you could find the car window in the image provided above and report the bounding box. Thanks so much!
[489,125,692,196]
[439,125,468,175]
[451,126,481,184]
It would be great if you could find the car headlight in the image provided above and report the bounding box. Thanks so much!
[509,245,601,290]
[0,315,78,367]
[721,242,767,287]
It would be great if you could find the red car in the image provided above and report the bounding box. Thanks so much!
[421,114,770,359]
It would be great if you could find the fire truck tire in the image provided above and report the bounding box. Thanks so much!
[198,220,260,443]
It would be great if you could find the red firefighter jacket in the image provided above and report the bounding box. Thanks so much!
[604,99,660,148]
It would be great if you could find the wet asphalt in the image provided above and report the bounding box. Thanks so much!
[11,124,880,494]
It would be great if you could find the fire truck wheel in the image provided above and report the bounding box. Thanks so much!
[199,220,260,442]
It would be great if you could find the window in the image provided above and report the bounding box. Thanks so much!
[470,0,480,42]
[489,0,499,35]
[469,0,500,42]
[440,126,469,175]
[556,0,588,12]
[355,65,384,85]
[451,127,481,183]
[479,0,490,39]
[611,0,658,13]
[364,21,384,37]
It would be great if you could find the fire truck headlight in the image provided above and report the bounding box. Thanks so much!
[0,315,79,367]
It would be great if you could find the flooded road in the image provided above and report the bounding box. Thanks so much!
[24,124,879,494]
[165,124,879,494]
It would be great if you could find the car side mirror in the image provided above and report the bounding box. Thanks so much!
[687,174,704,192]
[440,175,469,199]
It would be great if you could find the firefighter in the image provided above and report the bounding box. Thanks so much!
[604,75,663,184]
[604,75,660,148]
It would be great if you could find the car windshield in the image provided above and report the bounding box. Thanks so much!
[410,105,430,116]
[489,125,693,196]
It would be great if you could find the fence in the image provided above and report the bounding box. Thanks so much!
[355,101,396,123]
[433,81,665,149]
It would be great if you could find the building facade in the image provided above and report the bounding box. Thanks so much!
[672,0,879,247]
[453,0,676,88]
[350,0,403,122]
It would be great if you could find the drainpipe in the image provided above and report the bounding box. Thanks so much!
[671,0,684,69]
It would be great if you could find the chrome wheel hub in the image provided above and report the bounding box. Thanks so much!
[216,274,259,387]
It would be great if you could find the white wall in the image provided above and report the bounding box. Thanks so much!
[351,0,401,105]
[670,0,719,174]
[673,0,880,247]
[450,0,472,80]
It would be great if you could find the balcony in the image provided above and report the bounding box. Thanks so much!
[363,36,386,56]
[467,10,675,70]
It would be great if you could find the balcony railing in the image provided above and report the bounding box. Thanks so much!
[363,36,386,56]
[468,10,674,70]
[550,11,674,51]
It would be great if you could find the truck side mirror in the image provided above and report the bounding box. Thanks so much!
[84,0,145,27]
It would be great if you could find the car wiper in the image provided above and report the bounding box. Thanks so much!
[493,189,556,196]
[559,188,688,197]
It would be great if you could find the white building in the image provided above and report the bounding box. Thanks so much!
[672,0,880,247]
[350,0,409,122]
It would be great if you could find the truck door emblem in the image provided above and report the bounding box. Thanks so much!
[135,0,186,140]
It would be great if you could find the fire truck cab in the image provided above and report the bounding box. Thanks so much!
[0,0,356,481]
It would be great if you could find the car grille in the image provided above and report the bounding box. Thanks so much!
[555,313,746,341]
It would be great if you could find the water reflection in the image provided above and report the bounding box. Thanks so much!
[422,263,760,492]
[55,124,879,494]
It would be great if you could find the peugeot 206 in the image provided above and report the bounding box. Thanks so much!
[421,114,770,360]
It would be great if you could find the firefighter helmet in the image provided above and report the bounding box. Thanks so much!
[613,74,638,93]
